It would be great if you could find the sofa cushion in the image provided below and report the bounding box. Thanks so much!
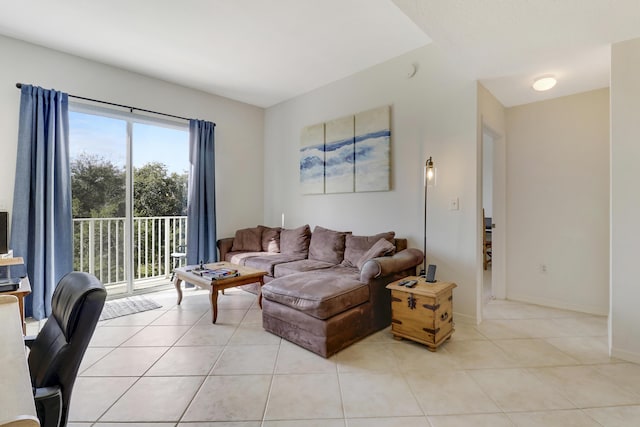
[274,259,335,278]
[280,224,312,255]
[356,238,396,270]
[260,226,282,252]
[342,232,395,268]
[308,226,350,264]
[228,251,274,265]
[262,269,368,320]
[243,253,308,277]
[231,227,263,252]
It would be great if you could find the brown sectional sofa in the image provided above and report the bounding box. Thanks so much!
[217,224,423,357]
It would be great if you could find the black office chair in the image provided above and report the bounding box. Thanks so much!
[25,272,107,427]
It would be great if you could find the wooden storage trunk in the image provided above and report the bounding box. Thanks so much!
[386,277,456,351]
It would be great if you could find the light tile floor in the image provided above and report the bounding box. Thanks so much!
[27,287,640,427]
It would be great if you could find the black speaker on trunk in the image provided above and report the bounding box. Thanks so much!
[426,264,437,283]
[0,211,7,254]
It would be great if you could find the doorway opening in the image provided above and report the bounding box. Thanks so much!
[482,130,494,304]
[480,121,506,317]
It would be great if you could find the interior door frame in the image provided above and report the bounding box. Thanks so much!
[479,122,506,318]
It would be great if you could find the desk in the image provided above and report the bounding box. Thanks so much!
[5,278,31,335]
[0,295,39,427]
[0,258,31,335]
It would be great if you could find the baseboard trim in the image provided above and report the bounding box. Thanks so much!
[507,293,608,316]
[612,347,640,364]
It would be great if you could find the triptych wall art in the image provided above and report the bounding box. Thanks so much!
[300,105,391,194]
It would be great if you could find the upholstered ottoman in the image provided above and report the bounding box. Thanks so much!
[261,246,422,357]
[262,267,372,357]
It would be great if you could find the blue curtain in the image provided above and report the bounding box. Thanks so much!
[187,119,217,265]
[11,85,73,320]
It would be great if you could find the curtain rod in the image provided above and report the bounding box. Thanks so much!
[15,83,215,126]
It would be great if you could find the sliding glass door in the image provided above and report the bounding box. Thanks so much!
[130,122,189,293]
[69,105,188,296]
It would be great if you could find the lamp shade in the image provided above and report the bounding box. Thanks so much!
[425,156,435,186]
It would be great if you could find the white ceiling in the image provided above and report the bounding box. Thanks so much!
[0,0,429,107]
[0,0,639,108]
[393,0,640,107]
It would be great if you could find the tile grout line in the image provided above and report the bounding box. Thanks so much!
[63,293,640,425]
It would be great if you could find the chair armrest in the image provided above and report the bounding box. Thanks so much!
[33,386,62,427]
[217,237,235,261]
[360,248,423,282]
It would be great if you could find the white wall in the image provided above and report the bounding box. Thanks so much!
[477,84,507,304]
[506,89,610,315]
[611,38,640,362]
[264,44,481,322]
[0,35,264,241]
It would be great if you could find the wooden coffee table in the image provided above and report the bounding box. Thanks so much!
[173,261,267,323]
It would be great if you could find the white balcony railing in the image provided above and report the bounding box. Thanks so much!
[73,216,187,288]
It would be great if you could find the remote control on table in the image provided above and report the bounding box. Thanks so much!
[399,279,417,288]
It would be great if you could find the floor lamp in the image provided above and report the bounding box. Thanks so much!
[420,156,435,276]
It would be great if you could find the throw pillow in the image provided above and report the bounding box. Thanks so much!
[260,226,282,253]
[356,237,396,270]
[308,226,350,264]
[231,226,263,252]
[280,224,312,255]
[343,232,395,267]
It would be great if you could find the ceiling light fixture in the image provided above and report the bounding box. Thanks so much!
[532,75,557,92]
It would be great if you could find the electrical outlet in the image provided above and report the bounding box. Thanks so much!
[449,197,459,210]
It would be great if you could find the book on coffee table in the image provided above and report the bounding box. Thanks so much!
[193,267,239,281]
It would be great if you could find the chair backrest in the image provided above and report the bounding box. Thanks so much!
[28,272,106,427]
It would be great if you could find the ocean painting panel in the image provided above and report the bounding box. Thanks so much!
[355,106,390,192]
[300,123,325,194]
[325,115,355,193]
